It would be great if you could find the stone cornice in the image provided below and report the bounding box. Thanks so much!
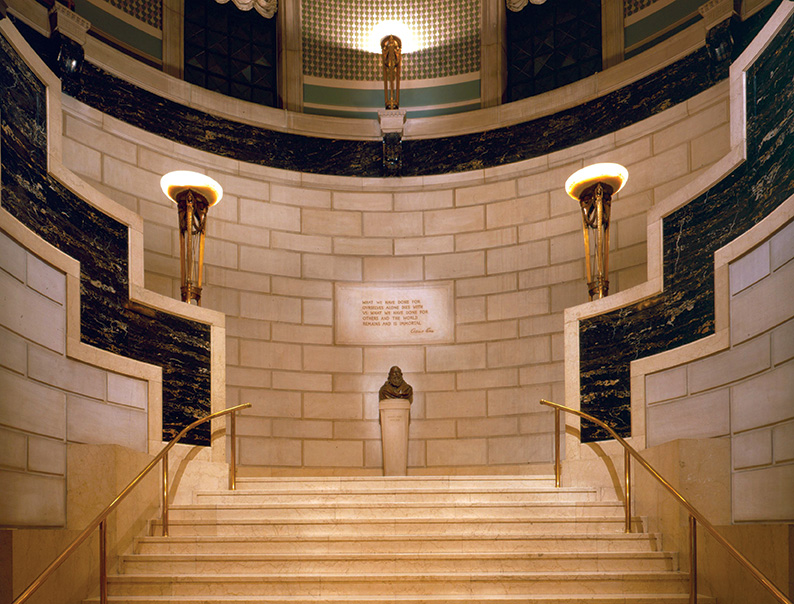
[49,2,90,45]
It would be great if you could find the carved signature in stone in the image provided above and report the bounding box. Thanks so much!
[410,328,435,334]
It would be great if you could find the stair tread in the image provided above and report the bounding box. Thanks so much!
[234,476,557,481]
[175,502,620,510]
[154,516,635,523]
[89,595,714,601]
[202,487,591,494]
[136,533,659,542]
[112,570,689,579]
[124,551,675,560]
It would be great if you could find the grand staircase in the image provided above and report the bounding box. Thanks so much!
[88,475,714,603]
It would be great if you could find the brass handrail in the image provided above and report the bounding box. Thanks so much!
[541,398,792,604]
[12,402,252,604]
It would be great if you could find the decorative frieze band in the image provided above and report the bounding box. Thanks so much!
[698,0,735,30]
[49,2,91,45]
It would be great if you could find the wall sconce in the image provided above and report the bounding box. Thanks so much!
[160,171,223,306]
[565,163,628,300]
[381,34,402,109]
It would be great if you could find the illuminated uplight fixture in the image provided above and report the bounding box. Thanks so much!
[367,20,417,53]
[160,171,223,306]
[565,163,628,300]
[366,20,420,111]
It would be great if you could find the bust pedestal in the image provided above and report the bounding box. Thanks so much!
[379,399,410,476]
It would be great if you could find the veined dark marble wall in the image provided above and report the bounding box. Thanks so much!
[579,11,794,441]
[74,49,723,177]
[0,34,212,446]
[48,5,782,176]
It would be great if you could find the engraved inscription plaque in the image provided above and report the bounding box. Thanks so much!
[335,283,454,345]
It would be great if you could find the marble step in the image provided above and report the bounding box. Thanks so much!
[166,501,625,521]
[119,550,679,574]
[233,477,559,492]
[134,533,664,555]
[149,517,645,537]
[85,595,717,604]
[106,571,691,596]
[194,487,598,505]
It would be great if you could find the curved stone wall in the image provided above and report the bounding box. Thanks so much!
[642,210,794,523]
[67,47,724,177]
[60,74,732,473]
[7,3,789,475]
[0,31,215,447]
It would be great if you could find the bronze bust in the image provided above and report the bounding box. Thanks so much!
[379,366,413,402]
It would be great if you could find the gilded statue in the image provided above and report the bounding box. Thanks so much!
[380,35,402,109]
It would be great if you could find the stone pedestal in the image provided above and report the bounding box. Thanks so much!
[377,108,407,135]
[379,399,410,476]
[378,109,406,176]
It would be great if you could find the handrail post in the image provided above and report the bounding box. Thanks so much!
[538,399,792,604]
[554,408,561,488]
[690,515,697,604]
[230,411,238,490]
[162,454,169,537]
[11,403,251,604]
[624,448,631,533]
[99,519,107,604]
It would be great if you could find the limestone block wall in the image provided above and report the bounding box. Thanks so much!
[0,230,149,527]
[644,218,794,522]
[59,78,732,474]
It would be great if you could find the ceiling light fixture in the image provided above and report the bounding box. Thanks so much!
[368,20,418,53]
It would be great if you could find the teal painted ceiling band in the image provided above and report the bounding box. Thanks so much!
[624,0,703,47]
[625,14,702,58]
[304,78,480,108]
[75,0,162,59]
[304,101,481,120]
[404,103,481,118]
[303,106,381,119]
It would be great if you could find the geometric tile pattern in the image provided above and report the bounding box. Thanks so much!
[302,0,481,81]
[506,0,601,102]
[185,0,278,108]
[102,0,162,29]
[625,0,659,18]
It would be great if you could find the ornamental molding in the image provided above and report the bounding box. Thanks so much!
[506,0,546,11]
[49,3,91,45]
[215,0,277,19]
[698,0,734,30]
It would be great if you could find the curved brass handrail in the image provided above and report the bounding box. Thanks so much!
[13,402,252,604]
[540,399,792,604]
